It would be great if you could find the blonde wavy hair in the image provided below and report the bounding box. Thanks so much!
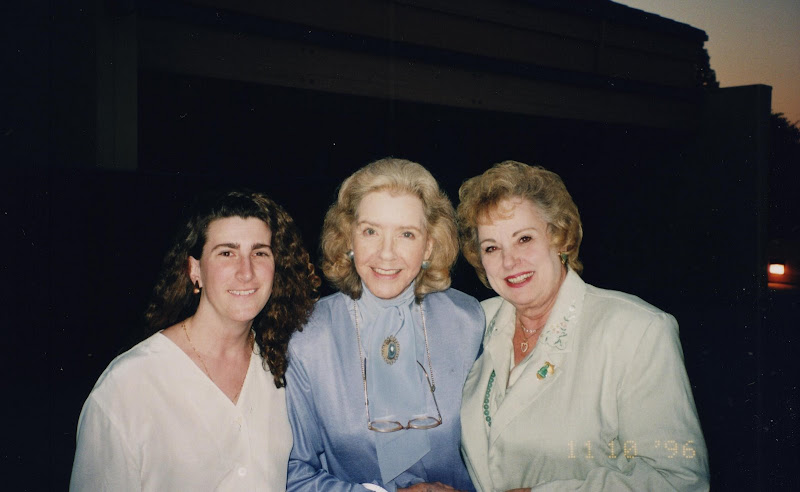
[321,157,459,300]
[457,160,583,287]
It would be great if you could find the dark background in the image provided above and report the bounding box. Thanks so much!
[2,0,798,490]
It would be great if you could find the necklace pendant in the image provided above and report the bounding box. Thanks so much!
[520,341,529,353]
[381,335,400,364]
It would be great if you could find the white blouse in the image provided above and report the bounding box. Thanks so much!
[70,333,291,491]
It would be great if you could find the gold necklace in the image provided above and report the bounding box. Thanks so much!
[516,319,539,353]
[182,322,252,402]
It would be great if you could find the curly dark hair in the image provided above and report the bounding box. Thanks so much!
[144,190,320,387]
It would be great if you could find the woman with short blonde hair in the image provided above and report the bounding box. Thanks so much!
[287,157,483,492]
[458,160,583,284]
[457,161,709,491]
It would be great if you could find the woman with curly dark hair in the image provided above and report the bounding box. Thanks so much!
[70,190,319,491]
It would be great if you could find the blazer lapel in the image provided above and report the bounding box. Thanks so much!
[483,300,515,403]
[487,271,586,447]
[488,345,567,445]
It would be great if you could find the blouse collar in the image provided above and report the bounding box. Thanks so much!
[486,269,585,354]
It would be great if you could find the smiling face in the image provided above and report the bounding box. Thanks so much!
[351,190,433,300]
[478,197,565,315]
[189,216,275,327]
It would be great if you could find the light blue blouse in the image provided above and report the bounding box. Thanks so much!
[286,289,484,492]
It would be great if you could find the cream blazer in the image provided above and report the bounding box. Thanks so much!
[460,271,709,491]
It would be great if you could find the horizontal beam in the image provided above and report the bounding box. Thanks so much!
[140,17,699,129]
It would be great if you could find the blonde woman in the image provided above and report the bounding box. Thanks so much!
[286,158,484,491]
[457,161,709,491]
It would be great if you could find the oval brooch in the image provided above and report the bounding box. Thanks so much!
[381,335,400,365]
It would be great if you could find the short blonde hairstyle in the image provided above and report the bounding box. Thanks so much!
[321,157,459,300]
[457,160,583,287]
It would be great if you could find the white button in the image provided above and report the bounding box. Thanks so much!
[238,466,247,477]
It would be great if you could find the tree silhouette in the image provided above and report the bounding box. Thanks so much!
[695,47,719,89]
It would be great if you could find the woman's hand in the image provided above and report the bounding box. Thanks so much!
[399,482,462,492]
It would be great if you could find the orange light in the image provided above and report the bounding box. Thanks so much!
[768,263,785,275]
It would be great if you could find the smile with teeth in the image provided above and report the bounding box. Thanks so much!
[506,272,534,284]
[373,268,401,275]
[229,289,257,296]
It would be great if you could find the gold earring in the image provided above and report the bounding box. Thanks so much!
[193,281,201,294]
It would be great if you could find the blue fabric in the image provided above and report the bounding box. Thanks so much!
[356,283,430,484]
[286,289,485,492]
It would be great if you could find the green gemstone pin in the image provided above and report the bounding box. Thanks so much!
[536,361,555,380]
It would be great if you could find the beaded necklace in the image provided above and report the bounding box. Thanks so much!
[482,361,554,428]
[483,370,496,427]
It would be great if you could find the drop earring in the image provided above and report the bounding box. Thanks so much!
[193,281,201,294]
[559,252,568,265]
[346,250,354,261]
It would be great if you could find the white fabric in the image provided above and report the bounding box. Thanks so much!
[362,483,389,492]
[461,271,710,491]
[70,332,292,491]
